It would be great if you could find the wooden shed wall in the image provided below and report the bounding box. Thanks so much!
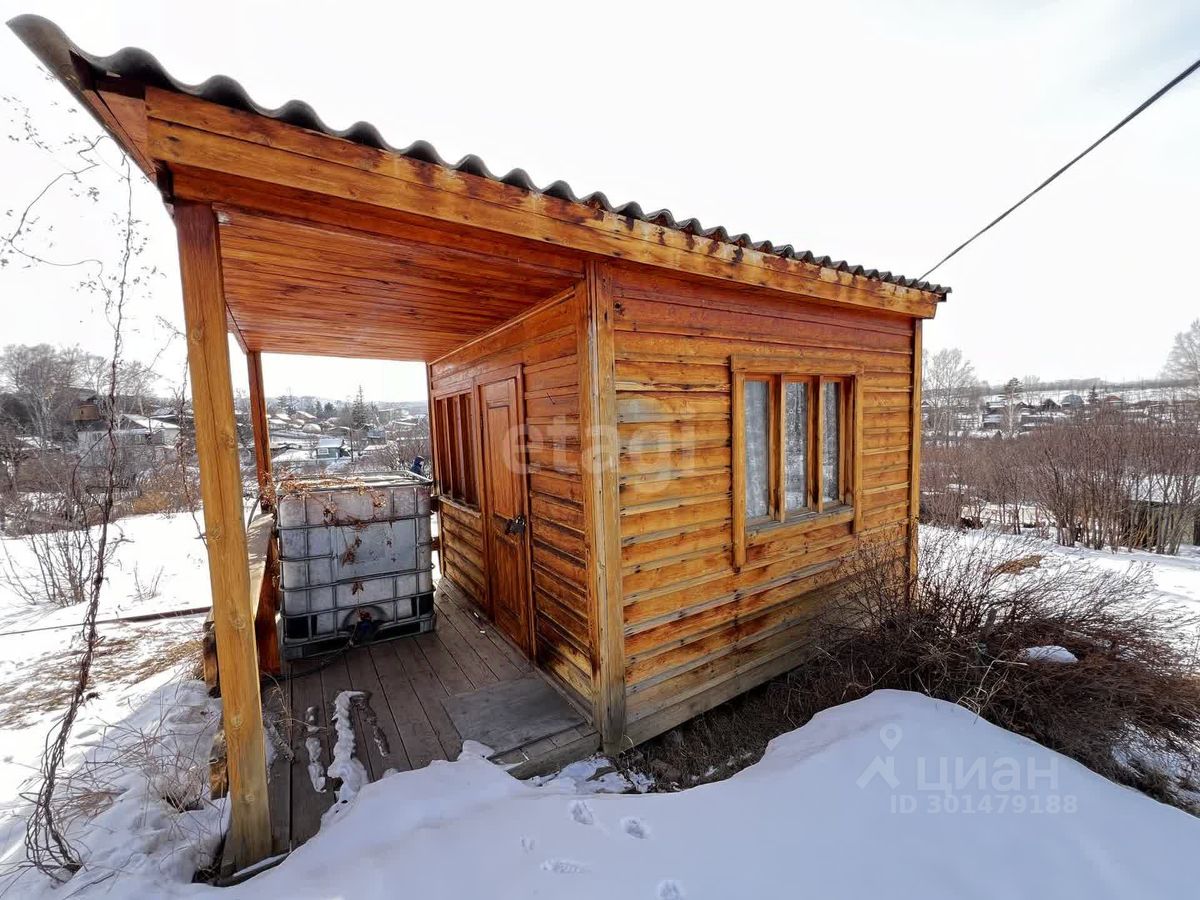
[609,265,917,741]
[429,287,595,710]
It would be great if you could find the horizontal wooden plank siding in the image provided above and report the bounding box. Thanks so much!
[610,264,916,730]
[439,499,486,605]
[430,288,595,713]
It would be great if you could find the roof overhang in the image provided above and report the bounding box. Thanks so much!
[8,13,948,363]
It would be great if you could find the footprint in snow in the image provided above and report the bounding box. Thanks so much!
[568,799,595,826]
[541,859,589,875]
[621,816,649,839]
[658,880,685,899]
[520,836,536,853]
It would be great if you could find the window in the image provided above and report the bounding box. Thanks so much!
[433,391,478,506]
[732,357,862,567]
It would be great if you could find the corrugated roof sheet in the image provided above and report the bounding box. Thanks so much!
[7,13,950,298]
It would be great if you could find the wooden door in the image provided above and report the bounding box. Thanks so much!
[479,372,533,655]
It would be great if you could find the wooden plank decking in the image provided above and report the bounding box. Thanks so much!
[263,582,599,853]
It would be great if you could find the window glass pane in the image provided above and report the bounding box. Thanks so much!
[784,381,808,512]
[743,379,770,520]
[822,381,841,503]
[458,395,476,505]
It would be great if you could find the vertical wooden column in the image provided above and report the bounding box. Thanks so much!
[908,320,924,579]
[246,350,273,508]
[425,362,443,568]
[578,260,627,754]
[174,200,271,867]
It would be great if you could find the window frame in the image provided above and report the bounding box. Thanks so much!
[731,355,864,569]
[432,387,480,509]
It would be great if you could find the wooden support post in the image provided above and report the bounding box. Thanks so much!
[579,260,627,755]
[174,200,271,867]
[908,320,923,579]
[246,350,273,509]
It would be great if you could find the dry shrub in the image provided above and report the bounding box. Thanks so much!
[119,462,200,517]
[32,677,224,866]
[618,679,797,790]
[790,529,1200,810]
[1,493,123,608]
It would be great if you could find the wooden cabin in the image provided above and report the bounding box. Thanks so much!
[10,14,948,867]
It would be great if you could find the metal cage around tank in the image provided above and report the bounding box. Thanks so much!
[274,472,435,658]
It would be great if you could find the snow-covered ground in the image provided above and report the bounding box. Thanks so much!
[0,512,221,895]
[221,690,1197,900]
[936,525,1200,627]
[0,512,212,797]
[0,514,1197,897]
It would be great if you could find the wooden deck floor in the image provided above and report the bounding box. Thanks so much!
[262,583,598,852]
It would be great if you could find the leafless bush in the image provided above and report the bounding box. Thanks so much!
[119,457,200,518]
[920,442,979,527]
[1,490,122,607]
[132,563,164,603]
[789,530,1200,810]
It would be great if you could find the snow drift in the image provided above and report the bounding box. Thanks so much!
[229,690,1197,899]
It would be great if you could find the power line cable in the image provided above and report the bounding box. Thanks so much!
[920,53,1200,282]
[0,606,209,638]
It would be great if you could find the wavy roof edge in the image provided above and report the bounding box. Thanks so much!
[7,13,950,298]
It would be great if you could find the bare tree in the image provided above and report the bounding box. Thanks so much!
[0,422,29,494]
[922,347,981,447]
[1021,373,1044,407]
[0,344,94,441]
[1163,319,1200,401]
[1130,399,1200,555]
[2,92,155,879]
[1002,377,1022,439]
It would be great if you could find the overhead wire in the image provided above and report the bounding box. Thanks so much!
[919,54,1200,281]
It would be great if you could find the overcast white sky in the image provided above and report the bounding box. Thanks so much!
[1,0,1197,402]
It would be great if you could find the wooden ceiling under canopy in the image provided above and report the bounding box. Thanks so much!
[213,202,584,361]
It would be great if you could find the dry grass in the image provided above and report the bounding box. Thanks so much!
[622,531,1200,812]
[0,626,202,728]
[790,531,1200,811]
[618,679,802,790]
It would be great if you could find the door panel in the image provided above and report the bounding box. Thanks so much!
[479,373,532,655]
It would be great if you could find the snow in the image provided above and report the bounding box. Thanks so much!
[223,690,1197,899]
[459,739,495,759]
[1019,645,1079,664]
[530,755,654,795]
[0,512,222,897]
[2,512,1198,897]
[304,733,325,792]
[0,678,226,898]
[321,690,368,825]
[0,513,213,801]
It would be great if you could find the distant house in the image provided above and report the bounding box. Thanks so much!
[74,414,180,485]
[117,413,181,446]
[71,393,104,430]
[4,435,67,491]
[1020,412,1058,431]
[1062,394,1085,410]
[314,436,349,460]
